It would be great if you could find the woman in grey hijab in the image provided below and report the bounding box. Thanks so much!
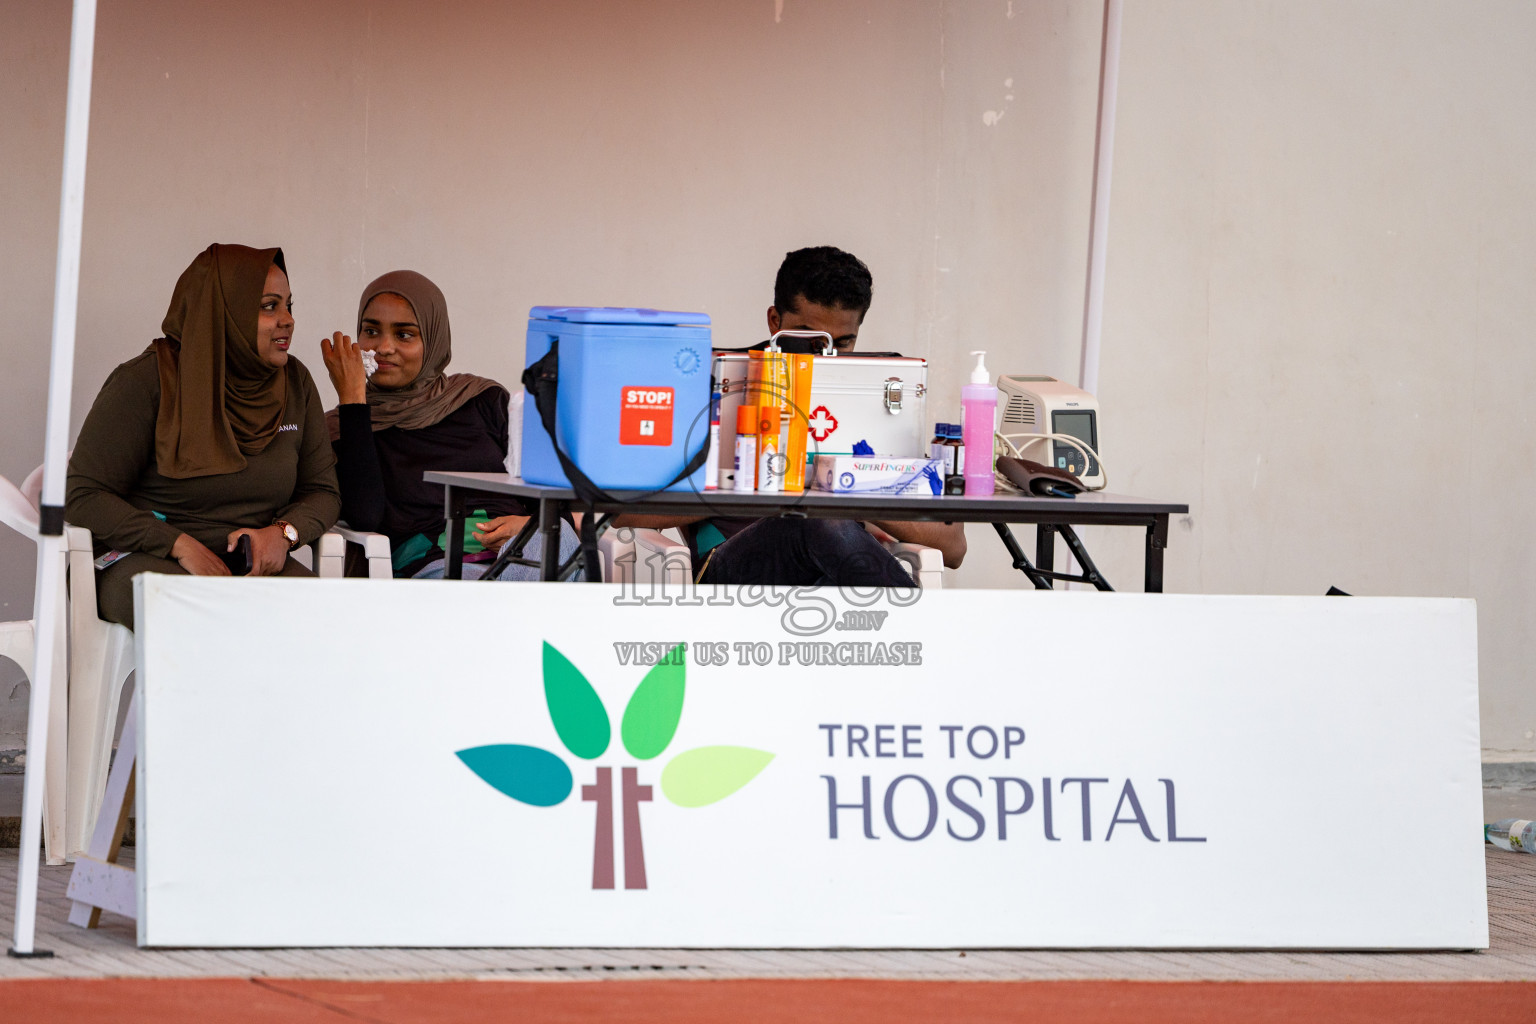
[322,270,578,579]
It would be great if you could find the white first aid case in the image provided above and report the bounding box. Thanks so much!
[712,351,928,488]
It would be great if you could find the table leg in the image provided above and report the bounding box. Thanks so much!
[1144,515,1169,593]
[1035,524,1056,589]
[1057,525,1113,591]
[992,524,1054,590]
[477,518,538,582]
[444,486,465,581]
[539,498,560,582]
[562,513,610,582]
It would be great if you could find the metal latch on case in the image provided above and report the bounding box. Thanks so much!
[883,378,925,414]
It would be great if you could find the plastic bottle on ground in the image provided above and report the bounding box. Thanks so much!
[1486,819,1536,853]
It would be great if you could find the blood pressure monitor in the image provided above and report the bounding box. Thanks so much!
[996,374,1104,490]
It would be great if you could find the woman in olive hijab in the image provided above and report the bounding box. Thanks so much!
[322,270,578,579]
[66,243,341,626]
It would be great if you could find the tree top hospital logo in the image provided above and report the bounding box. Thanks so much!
[456,641,773,890]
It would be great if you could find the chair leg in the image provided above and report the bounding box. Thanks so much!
[0,617,66,864]
[43,556,68,864]
[0,623,63,863]
[66,626,135,859]
[43,627,67,866]
[67,687,140,928]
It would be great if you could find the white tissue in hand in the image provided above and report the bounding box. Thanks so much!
[360,349,378,378]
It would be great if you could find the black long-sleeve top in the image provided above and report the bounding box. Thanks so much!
[332,387,526,576]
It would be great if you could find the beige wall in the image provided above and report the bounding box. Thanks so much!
[1100,0,1536,758]
[1,1,1531,756]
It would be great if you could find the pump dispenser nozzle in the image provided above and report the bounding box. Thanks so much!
[969,350,990,385]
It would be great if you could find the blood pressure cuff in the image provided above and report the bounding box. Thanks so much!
[995,456,1086,497]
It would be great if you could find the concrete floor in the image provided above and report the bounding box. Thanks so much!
[1485,786,1536,823]
[0,774,23,817]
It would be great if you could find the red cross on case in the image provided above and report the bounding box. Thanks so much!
[807,405,838,442]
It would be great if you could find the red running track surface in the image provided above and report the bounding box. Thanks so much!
[5,978,1533,1023]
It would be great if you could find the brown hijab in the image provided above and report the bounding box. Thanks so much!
[151,243,289,479]
[325,270,498,439]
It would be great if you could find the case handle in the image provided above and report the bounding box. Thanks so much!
[766,329,836,357]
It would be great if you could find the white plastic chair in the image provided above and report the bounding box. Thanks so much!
[331,517,939,589]
[2,468,69,863]
[328,523,395,579]
[632,528,692,589]
[291,530,347,577]
[62,521,352,858]
[882,538,945,590]
[597,528,634,586]
[611,526,943,590]
[62,522,136,858]
[56,451,351,857]
[330,521,598,582]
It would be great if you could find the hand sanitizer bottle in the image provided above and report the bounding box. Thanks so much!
[961,351,997,497]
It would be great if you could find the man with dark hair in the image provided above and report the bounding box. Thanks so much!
[619,246,966,586]
[767,246,873,353]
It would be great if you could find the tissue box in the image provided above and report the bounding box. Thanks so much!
[812,456,944,495]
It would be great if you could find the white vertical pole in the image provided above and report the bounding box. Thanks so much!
[10,0,98,959]
[1061,0,1121,591]
[1079,0,1123,397]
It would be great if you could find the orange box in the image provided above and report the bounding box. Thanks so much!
[783,352,815,491]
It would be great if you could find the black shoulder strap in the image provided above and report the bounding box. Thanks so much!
[521,339,709,579]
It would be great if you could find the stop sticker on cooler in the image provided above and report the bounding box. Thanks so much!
[618,386,674,446]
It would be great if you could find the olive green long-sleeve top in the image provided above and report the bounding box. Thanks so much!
[66,352,341,557]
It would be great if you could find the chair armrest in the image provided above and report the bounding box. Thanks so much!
[597,529,635,585]
[888,541,942,567]
[314,532,346,578]
[21,463,46,511]
[65,525,104,635]
[861,521,941,589]
[330,523,394,579]
[330,523,392,557]
[886,541,944,590]
[633,528,691,587]
[0,475,38,540]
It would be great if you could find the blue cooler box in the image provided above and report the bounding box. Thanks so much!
[521,306,712,491]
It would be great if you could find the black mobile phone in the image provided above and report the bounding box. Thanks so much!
[221,534,253,576]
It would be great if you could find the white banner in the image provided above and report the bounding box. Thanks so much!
[133,575,1486,949]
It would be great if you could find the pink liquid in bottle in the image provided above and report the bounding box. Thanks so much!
[961,351,996,496]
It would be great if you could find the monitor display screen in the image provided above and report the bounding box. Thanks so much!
[1051,410,1097,450]
[1050,410,1098,477]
